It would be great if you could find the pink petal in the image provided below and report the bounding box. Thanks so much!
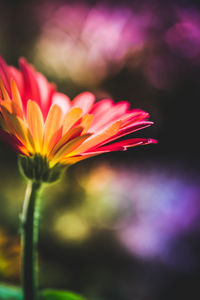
[107,137,157,149]
[72,92,95,114]
[111,121,154,141]
[36,72,56,119]
[52,92,71,115]
[0,57,11,96]
[84,138,157,154]
[121,110,150,126]
[90,101,130,132]
[88,121,154,152]
[90,98,113,116]
[8,66,23,94]
[19,58,41,108]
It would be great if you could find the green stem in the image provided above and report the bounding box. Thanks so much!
[21,180,42,300]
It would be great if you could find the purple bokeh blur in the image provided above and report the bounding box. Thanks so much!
[116,165,200,267]
[74,161,200,271]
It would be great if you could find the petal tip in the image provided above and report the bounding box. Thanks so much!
[148,138,158,144]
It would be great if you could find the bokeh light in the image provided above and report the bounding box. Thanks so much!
[32,2,158,87]
[0,230,20,281]
[166,7,200,59]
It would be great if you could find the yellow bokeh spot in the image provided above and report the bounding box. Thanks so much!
[54,212,90,242]
[79,163,114,193]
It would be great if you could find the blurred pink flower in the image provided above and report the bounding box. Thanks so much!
[165,7,200,58]
[33,2,157,86]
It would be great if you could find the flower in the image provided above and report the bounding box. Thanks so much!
[0,57,156,179]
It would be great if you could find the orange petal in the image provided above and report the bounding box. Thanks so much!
[25,127,36,153]
[72,120,122,155]
[62,107,82,135]
[26,100,44,152]
[10,79,23,112]
[0,79,10,100]
[80,114,93,134]
[18,145,30,156]
[1,99,23,119]
[60,153,97,165]
[50,126,83,156]
[43,104,63,154]
[0,106,15,133]
[50,133,91,166]
[0,106,33,152]
[47,127,62,154]
[0,106,24,139]
[0,99,12,114]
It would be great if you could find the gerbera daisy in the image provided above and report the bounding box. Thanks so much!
[0,57,156,181]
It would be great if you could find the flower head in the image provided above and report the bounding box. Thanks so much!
[0,57,156,180]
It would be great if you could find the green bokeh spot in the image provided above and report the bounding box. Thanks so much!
[0,285,86,300]
[40,289,86,300]
[0,284,22,300]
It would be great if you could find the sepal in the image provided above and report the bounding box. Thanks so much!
[18,154,66,183]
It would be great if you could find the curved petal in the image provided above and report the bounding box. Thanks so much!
[72,92,95,114]
[10,79,23,112]
[19,58,41,108]
[50,133,91,165]
[50,126,84,156]
[80,114,93,133]
[90,101,130,131]
[72,120,122,155]
[90,98,113,116]
[43,104,63,153]
[36,72,55,118]
[84,138,157,154]
[0,57,11,96]
[101,121,154,146]
[62,107,82,134]
[52,92,71,115]
[26,100,44,152]
[8,66,23,94]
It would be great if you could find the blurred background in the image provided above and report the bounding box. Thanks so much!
[1,0,200,299]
